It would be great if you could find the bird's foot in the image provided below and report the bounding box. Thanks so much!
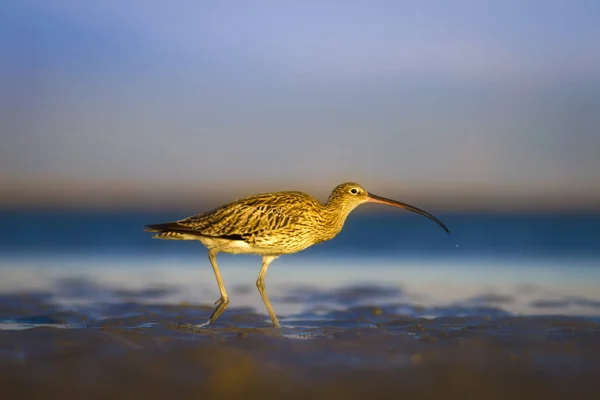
[193,320,211,329]
[193,297,229,328]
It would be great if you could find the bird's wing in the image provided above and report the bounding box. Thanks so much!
[173,192,316,240]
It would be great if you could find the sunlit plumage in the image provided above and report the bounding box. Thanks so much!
[145,182,450,327]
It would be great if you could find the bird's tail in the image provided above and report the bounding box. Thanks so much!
[144,223,199,240]
[144,223,178,233]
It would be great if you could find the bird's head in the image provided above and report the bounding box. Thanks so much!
[327,182,450,234]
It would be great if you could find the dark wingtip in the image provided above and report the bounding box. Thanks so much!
[144,223,175,232]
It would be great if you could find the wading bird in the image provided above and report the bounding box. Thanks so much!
[145,182,450,328]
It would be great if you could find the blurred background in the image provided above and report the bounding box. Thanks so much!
[1,1,599,324]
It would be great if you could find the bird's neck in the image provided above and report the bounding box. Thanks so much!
[321,197,357,240]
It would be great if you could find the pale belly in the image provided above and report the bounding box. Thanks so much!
[153,229,329,256]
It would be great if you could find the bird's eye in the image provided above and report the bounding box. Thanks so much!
[350,188,358,195]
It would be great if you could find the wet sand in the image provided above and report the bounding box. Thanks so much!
[2,290,600,400]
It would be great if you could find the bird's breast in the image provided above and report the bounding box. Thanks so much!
[248,220,339,254]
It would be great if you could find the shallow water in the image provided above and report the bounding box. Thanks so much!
[1,256,600,329]
[1,269,599,399]
[1,261,600,399]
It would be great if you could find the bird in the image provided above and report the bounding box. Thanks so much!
[145,182,450,328]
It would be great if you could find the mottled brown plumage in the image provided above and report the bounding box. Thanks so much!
[145,182,449,328]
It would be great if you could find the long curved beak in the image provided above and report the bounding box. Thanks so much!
[367,193,451,234]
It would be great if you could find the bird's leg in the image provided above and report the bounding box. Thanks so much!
[256,255,280,328]
[196,250,229,328]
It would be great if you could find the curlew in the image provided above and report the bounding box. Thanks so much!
[145,182,450,328]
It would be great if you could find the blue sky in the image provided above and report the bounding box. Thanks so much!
[1,1,599,208]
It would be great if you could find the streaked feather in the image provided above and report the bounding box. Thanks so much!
[144,188,357,254]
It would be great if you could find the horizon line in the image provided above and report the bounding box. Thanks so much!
[1,183,599,213]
